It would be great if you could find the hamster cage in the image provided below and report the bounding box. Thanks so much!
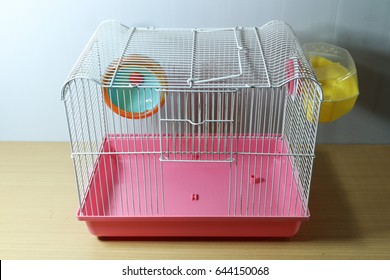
[61,20,322,237]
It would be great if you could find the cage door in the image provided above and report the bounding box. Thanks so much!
[187,28,243,86]
[159,90,237,162]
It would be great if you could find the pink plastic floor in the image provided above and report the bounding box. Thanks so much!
[80,135,307,218]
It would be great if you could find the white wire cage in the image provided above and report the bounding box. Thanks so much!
[61,20,322,237]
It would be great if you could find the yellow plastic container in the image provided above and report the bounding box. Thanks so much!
[304,43,359,123]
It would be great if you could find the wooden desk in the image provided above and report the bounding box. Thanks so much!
[1,142,389,259]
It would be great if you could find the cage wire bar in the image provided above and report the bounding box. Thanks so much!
[61,20,322,237]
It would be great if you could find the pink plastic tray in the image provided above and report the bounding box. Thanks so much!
[77,135,309,237]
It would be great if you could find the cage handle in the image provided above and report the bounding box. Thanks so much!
[187,27,244,87]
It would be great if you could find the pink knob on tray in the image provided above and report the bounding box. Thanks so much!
[250,175,263,184]
[129,72,143,85]
[192,154,200,160]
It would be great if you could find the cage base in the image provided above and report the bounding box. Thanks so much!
[77,135,309,237]
[78,215,308,237]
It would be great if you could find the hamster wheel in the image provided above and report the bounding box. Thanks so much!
[103,55,167,119]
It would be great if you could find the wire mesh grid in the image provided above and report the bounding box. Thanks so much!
[62,20,316,95]
[62,20,322,226]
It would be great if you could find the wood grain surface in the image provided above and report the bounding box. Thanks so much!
[1,142,389,259]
